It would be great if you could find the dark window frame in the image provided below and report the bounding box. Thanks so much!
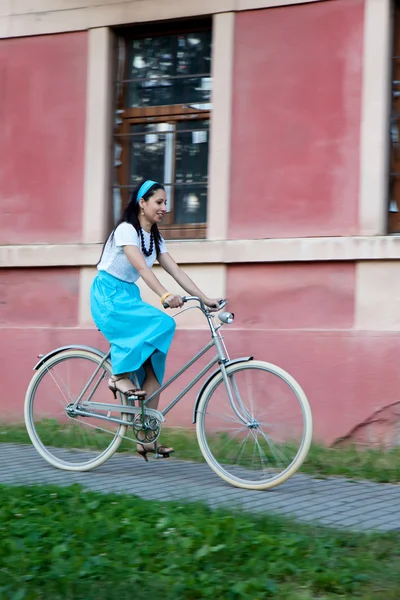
[389,1,400,233]
[115,19,212,240]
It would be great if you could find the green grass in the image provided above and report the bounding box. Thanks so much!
[301,443,400,483]
[0,484,399,599]
[1,422,400,483]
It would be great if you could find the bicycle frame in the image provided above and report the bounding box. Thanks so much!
[64,297,251,425]
[144,339,219,416]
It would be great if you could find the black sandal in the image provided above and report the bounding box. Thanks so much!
[108,376,146,400]
[137,444,175,462]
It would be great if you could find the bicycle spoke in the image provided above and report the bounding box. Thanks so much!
[259,426,296,466]
[45,366,75,406]
[257,428,287,472]
[250,430,271,473]
[234,430,252,464]
[203,410,248,426]
[215,426,249,457]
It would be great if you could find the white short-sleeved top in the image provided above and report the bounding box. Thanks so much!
[97,222,168,283]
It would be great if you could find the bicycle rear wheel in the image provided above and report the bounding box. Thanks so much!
[24,349,128,471]
[196,360,312,490]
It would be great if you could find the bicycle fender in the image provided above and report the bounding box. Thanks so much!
[33,345,108,370]
[192,357,253,423]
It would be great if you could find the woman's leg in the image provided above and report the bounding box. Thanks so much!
[141,357,161,409]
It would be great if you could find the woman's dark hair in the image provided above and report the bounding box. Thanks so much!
[97,180,165,265]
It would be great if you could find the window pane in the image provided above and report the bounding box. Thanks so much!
[127,120,209,223]
[174,183,207,224]
[126,76,211,108]
[175,119,209,186]
[129,123,174,192]
[127,31,212,107]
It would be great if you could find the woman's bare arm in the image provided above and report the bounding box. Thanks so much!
[158,252,222,308]
[123,246,184,308]
[123,245,168,298]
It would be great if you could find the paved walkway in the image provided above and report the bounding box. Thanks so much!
[1,443,399,532]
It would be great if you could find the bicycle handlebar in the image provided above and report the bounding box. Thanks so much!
[163,296,227,311]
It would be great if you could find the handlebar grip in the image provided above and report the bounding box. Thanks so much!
[163,297,188,309]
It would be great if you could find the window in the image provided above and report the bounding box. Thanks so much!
[114,21,212,239]
[390,2,400,233]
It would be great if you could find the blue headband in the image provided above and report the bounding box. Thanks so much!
[136,180,158,203]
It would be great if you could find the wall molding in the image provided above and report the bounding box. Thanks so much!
[207,12,234,240]
[358,0,392,235]
[83,27,114,244]
[3,236,400,268]
[0,0,323,39]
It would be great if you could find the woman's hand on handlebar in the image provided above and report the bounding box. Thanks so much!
[204,297,225,312]
[165,294,184,309]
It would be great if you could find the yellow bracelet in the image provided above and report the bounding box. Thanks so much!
[160,292,173,305]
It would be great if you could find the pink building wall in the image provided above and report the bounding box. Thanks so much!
[223,261,400,445]
[226,262,356,330]
[0,32,87,416]
[0,32,87,244]
[229,0,364,239]
[0,269,79,327]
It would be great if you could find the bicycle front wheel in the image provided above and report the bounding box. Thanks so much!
[24,349,128,471]
[196,360,312,490]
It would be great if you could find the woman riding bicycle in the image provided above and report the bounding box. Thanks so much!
[91,179,222,461]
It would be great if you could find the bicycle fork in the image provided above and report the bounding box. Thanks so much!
[211,324,254,427]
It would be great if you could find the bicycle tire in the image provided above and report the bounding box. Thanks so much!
[196,360,312,490]
[24,349,128,472]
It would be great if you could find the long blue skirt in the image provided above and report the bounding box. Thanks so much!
[90,270,176,385]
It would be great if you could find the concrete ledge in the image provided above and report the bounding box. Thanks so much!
[2,236,400,267]
[0,0,323,39]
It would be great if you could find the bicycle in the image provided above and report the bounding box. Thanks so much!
[24,297,312,490]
